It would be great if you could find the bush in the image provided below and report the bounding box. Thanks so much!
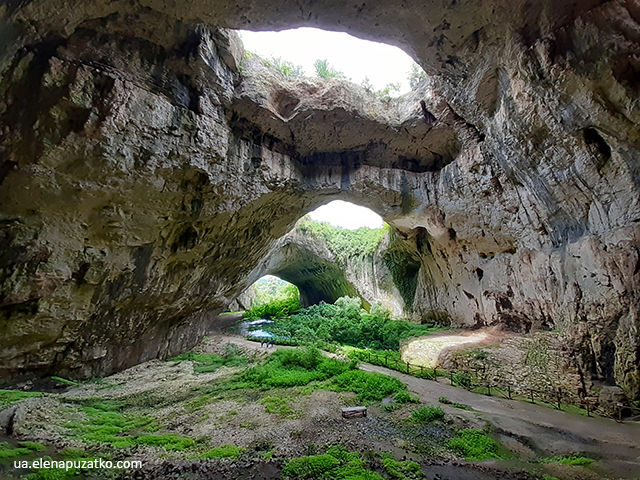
[382,457,425,479]
[283,454,341,478]
[411,406,444,423]
[313,59,345,79]
[395,391,420,404]
[283,447,384,480]
[240,347,353,390]
[446,429,501,460]
[265,295,439,351]
[261,57,304,76]
[330,370,406,403]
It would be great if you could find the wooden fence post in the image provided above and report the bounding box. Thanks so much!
[406,362,410,374]
[368,351,371,362]
[385,355,388,367]
[420,365,424,377]
[487,382,491,396]
[556,388,562,410]
[530,389,535,403]
[507,385,512,399]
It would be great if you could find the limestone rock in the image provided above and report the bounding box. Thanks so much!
[0,0,638,400]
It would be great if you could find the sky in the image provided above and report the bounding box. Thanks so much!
[239,27,416,93]
[308,200,384,230]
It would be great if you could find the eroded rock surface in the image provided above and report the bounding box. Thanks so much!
[0,1,639,399]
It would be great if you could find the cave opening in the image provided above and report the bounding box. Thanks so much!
[236,200,389,313]
[238,27,425,96]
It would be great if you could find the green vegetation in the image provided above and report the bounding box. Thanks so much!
[381,455,425,479]
[201,444,244,459]
[438,397,472,410]
[283,446,384,480]
[50,376,78,387]
[0,441,45,458]
[314,59,346,79]
[446,429,502,461]
[283,447,424,480]
[0,389,42,407]
[244,281,301,320]
[265,296,438,351]
[297,220,388,263]
[361,77,401,101]
[408,63,426,89]
[541,453,594,466]
[329,369,407,403]
[261,395,300,418]
[62,399,194,450]
[411,406,444,423]
[170,344,248,373]
[261,56,304,76]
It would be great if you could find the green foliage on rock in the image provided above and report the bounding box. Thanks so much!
[297,220,388,263]
[408,63,427,89]
[261,56,305,76]
[314,59,346,79]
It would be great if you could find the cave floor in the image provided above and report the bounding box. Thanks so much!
[1,332,639,480]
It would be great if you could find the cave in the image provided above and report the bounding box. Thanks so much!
[0,0,638,407]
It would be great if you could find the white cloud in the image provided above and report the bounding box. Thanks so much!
[308,200,384,230]
[239,27,415,93]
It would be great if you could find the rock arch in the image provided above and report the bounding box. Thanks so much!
[1,0,639,399]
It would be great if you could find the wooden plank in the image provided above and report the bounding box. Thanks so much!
[341,406,367,418]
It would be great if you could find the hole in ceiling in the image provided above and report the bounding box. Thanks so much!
[239,28,425,96]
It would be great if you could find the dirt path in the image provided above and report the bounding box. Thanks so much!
[214,333,640,473]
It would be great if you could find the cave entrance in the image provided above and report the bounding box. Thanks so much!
[242,200,388,311]
[239,27,425,95]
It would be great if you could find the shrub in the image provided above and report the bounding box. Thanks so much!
[330,370,406,403]
[313,59,345,79]
[446,429,501,461]
[283,454,341,478]
[395,391,420,404]
[264,294,439,351]
[382,457,425,479]
[411,406,444,423]
[408,63,427,89]
[261,57,304,76]
[201,444,244,458]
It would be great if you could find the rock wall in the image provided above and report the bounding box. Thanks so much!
[0,0,639,398]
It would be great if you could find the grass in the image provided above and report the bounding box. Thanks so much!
[50,376,79,386]
[446,429,502,461]
[201,444,244,459]
[170,344,247,373]
[438,397,472,410]
[0,441,45,458]
[0,389,42,407]
[411,406,444,423]
[261,57,304,76]
[261,395,300,418]
[62,399,194,451]
[541,453,594,466]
